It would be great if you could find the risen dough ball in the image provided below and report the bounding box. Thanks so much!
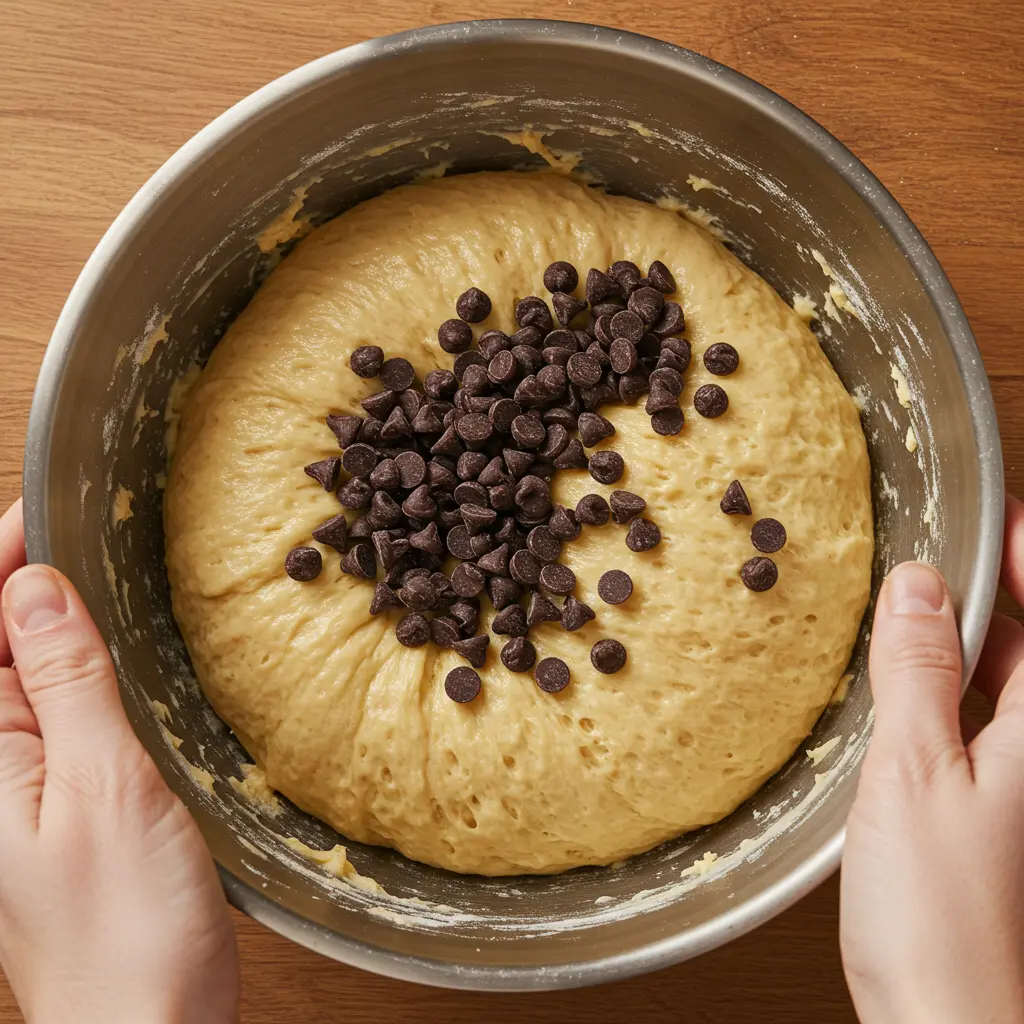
[164,172,872,875]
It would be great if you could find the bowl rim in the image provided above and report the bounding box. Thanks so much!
[23,18,1004,991]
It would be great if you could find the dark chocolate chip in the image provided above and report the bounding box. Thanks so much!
[598,569,633,605]
[509,414,544,449]
[515,475,552,518]
[456,287,491,323]
[457,451,489,481]
[566,351,602,388]
[576,493,610,526]
[552,291,588,325]
[545,330,578,353]
[312,513,349,551]
[349,514,375,539]
[378,358,415,392]
[477,457,507,488]
[509,548,542,585]
[453,350,487,381]
[515,296,553,332]
[369,581,401,614]
[534,657,569,693]
[410,404,444,434]
[589,450,625,485]
[609,490,645,524]
[454,481,488,507]
[350,345,384,378]
[593,300,626,320]
[647,261,676,293]
[500,637,536,672]
[544,406,578,430]
[649,366,683,397]
[453,634,490,669]
[469,531,494,558]
[430,616,462,649]
[560,595,595,632]
[628,286,665,326]
[450,599,481,636]
[618,371,649,405]
[342,443,377,478]
[430,425,464,458]
[586,340,611,370]
[396,613,430,647]
[326,414,361,448]
[594,314,616,349]
[608,260,641,294]
[408,521,443,556]
[548,504,581,541]
[304,457,340,491]
[489,483,515,511]
[553,438,588,471]
[543,346,571,367]
[402,484,436,520]
[456,412,493,449]
[478,329,511,360]
[451,561,486,598]
[693,383,729,418]
[610,309,644,343]
[586,268,621,305]
[503,450,535,481]
[426,459,458,492]
[461,503,497,535]
[356,417,383,445]
[361,390,396,421]
[577,412,615,447]
[423,369,458,400]
[661,336,691,366]
[741,556,778,592]
[461,364,491,395]
[438,318,473,353]
[380,405,412,441]
[285,546,321,582]
[524,592,559,629]
[445,666,481,703]
[487,349,517,385]
[539,562,576,595]
[527,525,561,563]
[591,639,627,674]
[371,530,406,570]
[609,338,638,374]
[651,408,685,435]
[544,261,579,293]
[477,543,509,575]
[398,574,437,611]
[341,542,376,580]
[488,576,522,612]
[489,399,521,434]
[751,518,787,553]
[512,326,545,350]
[537,423,570,460]
[720,480,752,516]
[537,363,567,396]
[368,458,400,492]
[492,604,528,637]
[626,518,661,552]
[703,342,740,376]
[337,477,373,510]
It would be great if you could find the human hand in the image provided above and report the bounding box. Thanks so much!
[0,499,238,1024]
[841,494,1024,1024]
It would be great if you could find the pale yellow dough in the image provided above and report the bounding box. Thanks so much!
[165,172,872,875]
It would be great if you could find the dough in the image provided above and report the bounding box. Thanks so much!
[165,172,873,875]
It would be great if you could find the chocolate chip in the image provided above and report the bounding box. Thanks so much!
[459,504,495,536]
[487,398,519,435]
[341,443,377,478]
[327,414,361,448]
[543,347,571,368]
[380,405,412,441]
[537,423,570,460]
[453,634,490,669]
[511,327,544,351]
[703,342,740,376]
[608,490,645,524]
[285,546,321,581]
[350,345,384,378]
[493,604,528,637]
[543,261,579,293]
[515,296,553,332]
[477,543,509,575]
[693,383,729,418]
[368,581,401,615]
[487,576,521,612]
[608,338,637,374]
[576,493,610,526]
[649,366,683,397]
[349,514,375,539]
[452,481,486,507]
[456,287,492,323]
[589,450,625,485]
[478,329,511,360]
[489,483,515,511]
[512,369,544,401]
[401,567,431,585]
[537,363,567,396]
[406,523,440,557]
[455,451,487,481]
[453,350,486,381]
[552,291,588,325]
[651,408,685,435]
[751,518,787,553]
[438,318,473,353]
[396,613,430,647]
[553,438,588,471]
[591,639,627,674]
[585,341,610,370]
[469,531,494,558]
[456,413,493,449]
[448,561,484,598]
[651,301,685,339]
[410,404,444,434]
[594,314,616,348]
[398,574,437,611]
[425,616,458,649]
[311,513,348,551]
[337,477,373,509]
[626,518,661,552]
[511,414,546,450]
[610,309,644,343]
[486,349,517,385]
[341,542,376,579]
[515,475,552,518]
[720,480,752,515]
[741,556,778,592]
[562,351,599,389]
[429,425,463,458]
[371,530,405,570]
[426,459,458,491]
[560,595,595,632]
[548,504,581,541]
[645,384,678,415]
[509,548,542,585]
[628,286,664,326]
[577,412,615,447]
[445,666,481,703]
[598,569,633,605]
[376,357,413,391]
[586,268,621,305]
[303,457,340,491]
[609,260,641,294]
[500,637,537,673]
[539,562,576,595]
[356,417,383,445]
[423,369,458,400]
[524,525,559,563]
[366,458,398,492]
[396,484,431,520]
[647,261,676,293]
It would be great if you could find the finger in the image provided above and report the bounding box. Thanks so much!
[868,561,965,768]
[0,500,26,667]
[2,565,136,777]
[970,613,1024,708]
[1000,493,1024,607]
[0,666,43,828]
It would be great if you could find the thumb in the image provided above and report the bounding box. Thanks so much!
[2,565,137,775]
[868,561,964,767]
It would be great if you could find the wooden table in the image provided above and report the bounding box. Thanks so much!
[2,1,1021,1020]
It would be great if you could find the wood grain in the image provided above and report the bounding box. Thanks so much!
[1,0,1022,1020]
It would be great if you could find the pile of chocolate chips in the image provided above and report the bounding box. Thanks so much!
[718,480,787,590]
[283,257,751,702]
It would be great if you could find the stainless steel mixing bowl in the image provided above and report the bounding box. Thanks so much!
[23,20,1003,990]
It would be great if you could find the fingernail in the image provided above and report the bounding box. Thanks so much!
[888,561,945,616]
[4,567,69,633]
